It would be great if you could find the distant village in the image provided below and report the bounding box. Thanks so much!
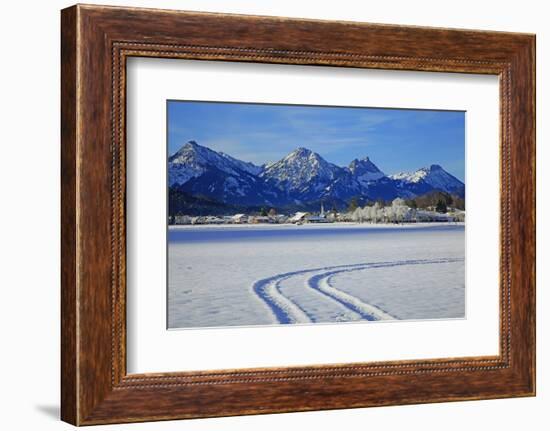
[169,198,465,226]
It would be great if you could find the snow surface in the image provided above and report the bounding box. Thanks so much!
[168,224,465,329]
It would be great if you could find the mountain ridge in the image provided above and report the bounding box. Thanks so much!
[169,141,465,214]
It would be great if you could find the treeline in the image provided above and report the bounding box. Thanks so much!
[169,186,465,217]
[169,188,235,216]
[348,190,464,213]
[345,197,464,224]
[408,190,465,211]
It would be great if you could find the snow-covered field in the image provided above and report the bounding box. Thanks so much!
[168,223,465,329]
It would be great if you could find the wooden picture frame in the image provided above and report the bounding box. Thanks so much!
[61,4,535,425]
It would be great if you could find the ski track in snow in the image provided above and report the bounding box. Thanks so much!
[252,257,464,324]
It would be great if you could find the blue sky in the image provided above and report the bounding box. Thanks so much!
[167,100,465,181]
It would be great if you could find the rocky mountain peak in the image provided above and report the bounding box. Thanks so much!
[348,156,385,184]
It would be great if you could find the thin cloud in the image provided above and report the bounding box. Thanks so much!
[167,101,465,181]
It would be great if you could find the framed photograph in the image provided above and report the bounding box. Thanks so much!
[61,4,536,425]
[164,101,466,330]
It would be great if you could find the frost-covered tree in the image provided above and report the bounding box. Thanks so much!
[373,202,383,223]
[347,199,419,224]
[351,207,365,222]
[391,198,409,223]
[365,204,376,222]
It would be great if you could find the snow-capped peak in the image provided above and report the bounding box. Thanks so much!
[269,147,329,169]
[291,147,310,154]
[168,140,211,164]
[260,147,342,195]
[284,147,315,160]
[168,140,262,186]
[390,164,464,194]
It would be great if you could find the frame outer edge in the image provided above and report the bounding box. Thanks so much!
[504,35,536,396]
[525,35,537,396]
[526,35,536,395]
[61,4,79,426]
[531,35,536,396]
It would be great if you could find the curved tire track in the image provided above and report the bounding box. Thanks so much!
[252,273,313,324]
[307,268,395,321]
[253,257,464,324]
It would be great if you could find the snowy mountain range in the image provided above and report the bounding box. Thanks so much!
[169,141,464,213]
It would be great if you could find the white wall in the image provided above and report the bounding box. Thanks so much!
[0,0,546,429]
